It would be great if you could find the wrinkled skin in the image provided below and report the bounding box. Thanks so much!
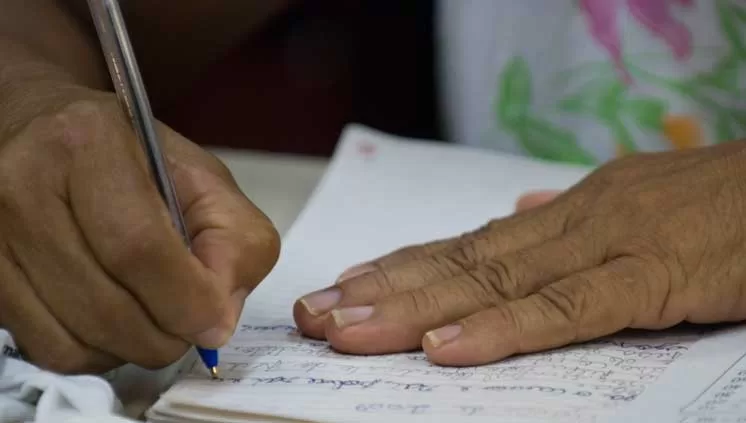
[0,90,280,373]
[294,142,746,366]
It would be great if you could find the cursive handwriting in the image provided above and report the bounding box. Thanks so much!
[174,324,704,422]
[679,355,746,423]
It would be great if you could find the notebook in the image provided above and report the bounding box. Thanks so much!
[146,124,746,423]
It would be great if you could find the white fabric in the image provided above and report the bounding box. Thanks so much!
[0,330,134,423]
[437,0,744,163]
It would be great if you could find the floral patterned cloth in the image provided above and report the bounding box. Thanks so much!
[437,0,746,165]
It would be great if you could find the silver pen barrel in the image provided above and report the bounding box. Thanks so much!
[86,0,191,245]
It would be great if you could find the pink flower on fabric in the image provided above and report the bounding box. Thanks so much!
[580,0,694,82]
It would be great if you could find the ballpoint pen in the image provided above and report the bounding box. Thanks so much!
[86,0,219,379]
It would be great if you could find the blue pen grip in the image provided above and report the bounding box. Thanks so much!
[197,347,219,368]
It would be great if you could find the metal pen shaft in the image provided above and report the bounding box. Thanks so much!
[86,0,190,245]
[86,0,218,378]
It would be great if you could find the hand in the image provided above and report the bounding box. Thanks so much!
[0,89,280,374]
[293,142,746,366]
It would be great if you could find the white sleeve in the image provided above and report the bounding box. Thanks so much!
[0,330,136,423]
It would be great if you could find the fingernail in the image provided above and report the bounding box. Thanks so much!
[195,327,231,348]
[336,263,376,283]
[426,324,462,348]
[331,306,374,328]
[299,287,342,316]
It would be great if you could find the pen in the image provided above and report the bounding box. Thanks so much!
[86,0,219,378]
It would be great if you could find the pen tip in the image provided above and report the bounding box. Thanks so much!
[209,366,219,379]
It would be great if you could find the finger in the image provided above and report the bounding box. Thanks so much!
[515,190,562,212]
[295,199,573,330]
[294,239,488,338]
[0,251,121,374]
[318,227,610,354]
[64,109,226,343]
[165,133,280,288]
[334,201,570,285]
[422,257,649,366]
[336,238,459,283]
[6,194,191,368]
[164,132,281,345]
[294,244,489,340]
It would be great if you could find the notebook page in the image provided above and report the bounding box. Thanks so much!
[153,326,705,423]
[148,125,707,423]
[608,325,746,423]
[233,124,596,322]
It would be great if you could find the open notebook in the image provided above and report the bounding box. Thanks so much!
[146,125,746,423]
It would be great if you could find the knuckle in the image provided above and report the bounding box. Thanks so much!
[381,254,457,289]
[451,240,484,265]
[427,254,464,278]
[469,258,522,301]
[538,283,586,327]
[497,306,522,336]
[229,224,281,291]
[57,98,106,119]
[451,274,501,309]
[367,268,398,296]
[254,224,281,277]
[433,246,480,277]
[447,230,518,266]
[402,289,444,316]
[26,99,106,153]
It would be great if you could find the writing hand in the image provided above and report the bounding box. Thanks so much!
[293,143,746,366]
[0,90,280,373]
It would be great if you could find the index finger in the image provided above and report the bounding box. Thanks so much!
[68,108,224,341]
[335,197,571,287]
[423,257,652,366]
[165,133,281,345]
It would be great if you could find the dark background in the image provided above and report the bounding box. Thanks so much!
[159,1,441,157]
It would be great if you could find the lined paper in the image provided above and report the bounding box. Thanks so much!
[147,125,731,423]
[609,325,746,423]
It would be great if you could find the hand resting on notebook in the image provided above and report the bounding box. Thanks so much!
[294,142,746,366]
[0,90,280,374]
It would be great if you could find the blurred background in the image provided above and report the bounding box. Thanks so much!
[157,1,442,157]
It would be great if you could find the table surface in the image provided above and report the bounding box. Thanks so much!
[117,148,329,419]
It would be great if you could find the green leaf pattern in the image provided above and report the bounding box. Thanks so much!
[717,0,746,59]
[518,117,596,165]
[492,0,746,164]
[621,98,667,132]
[495,58,596,165]
[496,57,532,129]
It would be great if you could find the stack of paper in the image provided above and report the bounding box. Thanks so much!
[146,125,746,423]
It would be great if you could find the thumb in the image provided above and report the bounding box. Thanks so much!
[515,190,563,212]
[164,131,280,347]
[194,288,251,347]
